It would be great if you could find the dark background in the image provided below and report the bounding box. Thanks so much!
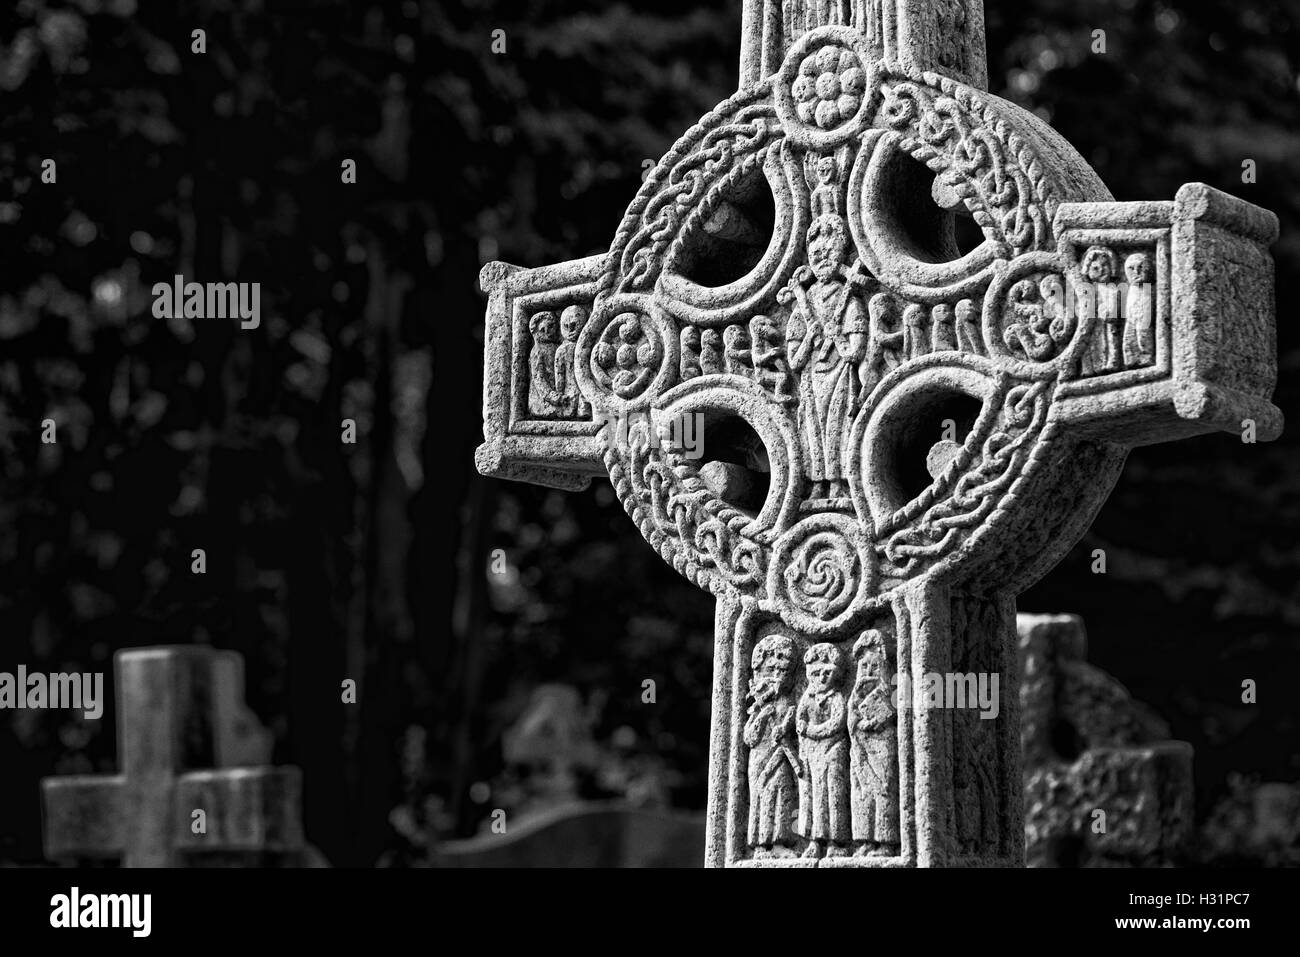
[0,0,1297,867]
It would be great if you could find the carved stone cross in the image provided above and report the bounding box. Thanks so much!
[476,0,1280,866]
[41,647,304,867]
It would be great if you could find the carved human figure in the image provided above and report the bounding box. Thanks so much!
[723,324,753,377]
[903,303,929,360]
[527,311,563,417]
[954,298,983,355]
[1078,246,1122,376]
[784,214,867,499]
[553,305,591,418]
[860,292,903,396]
[930,303,957,352]
[797,642,851,857]
[749,315,794,403]
[1121,252,1156,368]
[700,327,725,375]
[680,326,702,380]
[848,629,899,856]
[809,153,840,217]
[744,634,802,856]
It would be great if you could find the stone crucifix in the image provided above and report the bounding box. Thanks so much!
[42,647,304,867]
[475,0,1280,867]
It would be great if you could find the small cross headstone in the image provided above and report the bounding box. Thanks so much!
[476,0,1281,866]
[1018,613,1192,867]
[501,684,600,807]
[41,646,305,867]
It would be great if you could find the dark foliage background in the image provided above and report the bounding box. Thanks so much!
[0,0,1296,866]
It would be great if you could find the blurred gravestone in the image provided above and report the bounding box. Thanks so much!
[501,684,599,807]
[41,647,309,867]
[476,0,1281,866]
[1019,613,1193,867]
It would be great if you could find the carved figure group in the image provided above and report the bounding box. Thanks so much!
[526,304,591,418]
[1077,246,1156,375]
[746,630,899,859]
[998,247,1156,373]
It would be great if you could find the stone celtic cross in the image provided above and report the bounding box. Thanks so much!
[42,647,304,867]
[476,0,1280,867]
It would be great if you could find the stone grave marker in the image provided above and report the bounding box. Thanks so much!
[475,0,1280,866]
[41,646,305,867]
[500,683,600,808]
[1018,613,1192,867]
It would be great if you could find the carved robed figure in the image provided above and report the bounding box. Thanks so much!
[744,634,802,854]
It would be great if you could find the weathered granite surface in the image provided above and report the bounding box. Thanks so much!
[475,0,1280,866]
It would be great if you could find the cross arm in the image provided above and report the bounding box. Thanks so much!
[172,767,304,853]
[41,775,126,860]
[990,183,1281,446]
[476,256,609,490]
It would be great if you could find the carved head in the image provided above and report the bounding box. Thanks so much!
[560,305,587,342]
[852,629,888,682]
[1081,246,1118,283]
[807,213,848,281]
[868,292,893,328]
[815,154,837,185]
[1124,252,1152,285]
[529,310,559,344]
[749,314,778,343]
[803,642,843,691]
[723,324,749,351]
[750,633,797,699]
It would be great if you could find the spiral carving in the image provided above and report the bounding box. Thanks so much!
[784,528,859,620]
